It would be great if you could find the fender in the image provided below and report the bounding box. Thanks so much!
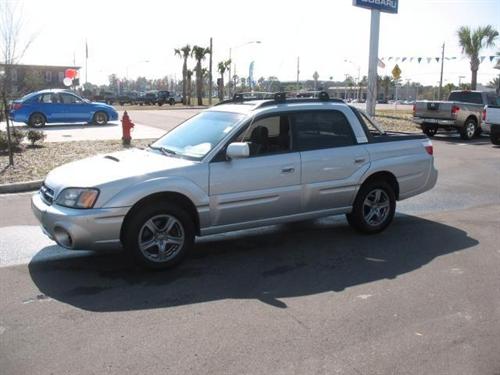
[101,176,211,226]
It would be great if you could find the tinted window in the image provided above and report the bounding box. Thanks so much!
[292,111,355,151]
[448,91,483,104]
[486,94,500,106]
[237,115,291,156]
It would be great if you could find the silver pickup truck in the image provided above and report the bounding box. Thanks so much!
[32,93,438,269]
[413,90,499,140]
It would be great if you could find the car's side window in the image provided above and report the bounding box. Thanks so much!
[60,93,80,104]
[291,110,356,151]
[236,115,292,157]
[39,94,54,103]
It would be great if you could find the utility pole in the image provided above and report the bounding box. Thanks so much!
[296,56,300,95]
[209,37,213,105]
[438,42,445,100]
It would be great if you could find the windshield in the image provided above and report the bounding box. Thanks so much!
[151,111,245,160]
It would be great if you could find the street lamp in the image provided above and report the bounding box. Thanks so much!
[228,40,261,96]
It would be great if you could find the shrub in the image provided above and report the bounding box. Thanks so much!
[0,128,25,152]
[27,129,46,146]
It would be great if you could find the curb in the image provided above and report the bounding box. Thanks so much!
[0,179,43,194]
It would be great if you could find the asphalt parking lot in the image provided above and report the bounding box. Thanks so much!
[0,117,499,374]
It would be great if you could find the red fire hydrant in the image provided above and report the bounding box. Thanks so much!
[121,111,135,146]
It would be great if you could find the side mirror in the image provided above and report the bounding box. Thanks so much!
[226,142,249,159]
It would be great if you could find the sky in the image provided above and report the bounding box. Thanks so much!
[9,0,500,87]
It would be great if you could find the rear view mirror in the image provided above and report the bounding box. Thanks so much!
[226,142,249,159]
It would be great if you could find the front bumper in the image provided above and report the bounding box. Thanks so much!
[412,117,456,126]
[31,192,129,251]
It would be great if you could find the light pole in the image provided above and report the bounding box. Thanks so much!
[228,40,261,97]
[344,59,361,99]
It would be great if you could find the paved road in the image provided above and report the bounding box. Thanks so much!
[1,136,500,374]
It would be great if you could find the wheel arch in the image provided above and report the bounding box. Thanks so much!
[360,171,400,200]
[120,191,201,245]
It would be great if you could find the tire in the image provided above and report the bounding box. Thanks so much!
[346,179,396,234]
[169,98,175,106]
[460,118,477,140]
[93,111,108,125]
[123,202,195,269]
[491,133,500,145]
[28,113,46,128]
[422,124,438,137]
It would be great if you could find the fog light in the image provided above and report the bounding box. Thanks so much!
[54,227,73,249]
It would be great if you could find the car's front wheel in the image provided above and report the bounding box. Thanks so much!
[93,111,108,125]
[123,202,195,269]
[28,113,46,128]
[346,179,396,234]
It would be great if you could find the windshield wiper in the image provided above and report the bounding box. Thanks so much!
[149,145,178,157]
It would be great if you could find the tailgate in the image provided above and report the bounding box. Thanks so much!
[415,101,453,119]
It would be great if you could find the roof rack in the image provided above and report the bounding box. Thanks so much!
[214,91,345,108]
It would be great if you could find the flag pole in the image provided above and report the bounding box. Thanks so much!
[85,40,88,84]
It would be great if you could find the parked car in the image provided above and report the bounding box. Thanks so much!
[93,91,116,105]
[481,105,500,145]
[413,90,499,140]
[156,90,181,106]
[144,91,158,105]
[31,92,437,269]
[9,89,119,127]
[118,91,139,105]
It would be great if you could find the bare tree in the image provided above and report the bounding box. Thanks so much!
[0,0,35,166]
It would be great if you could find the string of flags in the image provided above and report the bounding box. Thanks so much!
[380,56,499,64]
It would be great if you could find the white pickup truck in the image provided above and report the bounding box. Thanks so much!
[482,105,500,145]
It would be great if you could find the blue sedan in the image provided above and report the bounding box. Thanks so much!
[9,89,119,127]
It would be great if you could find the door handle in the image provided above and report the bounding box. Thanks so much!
[281,167,295,173]
[354,158,366,164]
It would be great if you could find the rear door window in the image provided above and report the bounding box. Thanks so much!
[291,111,356,151]
[448,92,483,104]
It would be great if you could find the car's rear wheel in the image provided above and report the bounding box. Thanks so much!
[28,113,46,128]
[460,119,476,140]
[123,202,195,269]
[93,111,108,125]
[346,179,396,234]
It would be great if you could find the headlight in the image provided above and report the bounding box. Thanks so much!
[55,188,99,209]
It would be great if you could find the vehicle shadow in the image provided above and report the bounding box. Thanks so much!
[28,214,478,312]
[431,134,491,146]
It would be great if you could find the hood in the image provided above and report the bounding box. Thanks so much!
[45,148,196,194]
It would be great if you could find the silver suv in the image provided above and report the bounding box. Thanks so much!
[32,93,437,269]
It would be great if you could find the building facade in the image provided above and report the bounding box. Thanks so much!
[0,64,81,96]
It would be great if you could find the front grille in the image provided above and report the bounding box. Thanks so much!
[40,184,55,205]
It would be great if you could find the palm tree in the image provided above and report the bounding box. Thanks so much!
[191,45,210,105]
[457,25,498,90]
[217,60,231,100]
[186,69,193,105]
[174,45,191,105]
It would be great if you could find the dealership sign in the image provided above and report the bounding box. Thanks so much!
[352,0,398,14]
